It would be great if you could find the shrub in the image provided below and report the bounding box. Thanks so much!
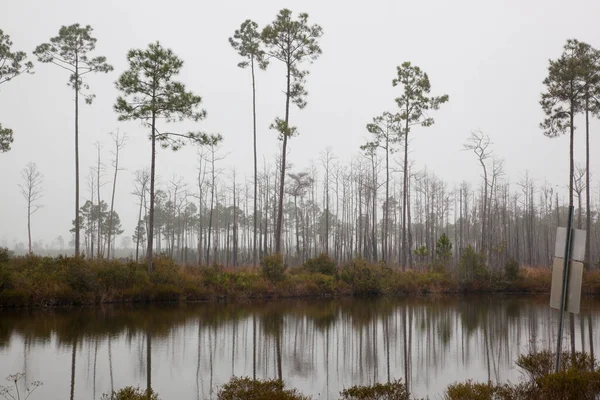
[101,386,160,400]
[435,233,453,272]
[217,377,308,400]
[96,261,147,291]
[535,368,600,399]
[459,245,488,282]
[339,379,409,400]
[339,258,383,295]
[0,247,12,264]
[64,257,98,293]
[261,254,286,283]
[444,380,495,400]
[414,246,430,270]
[150,283,182,301]
[149,256,180,286]
[504,258,520,281]
[516,351,597,381]
[201,262,226,286]
[510,351,600,399]
[304,253,337,276]
[0,264,14,292]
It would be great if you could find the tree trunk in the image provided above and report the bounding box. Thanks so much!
[384,138,389,263]
[372,156,377,262]
[135,196,143,262]
[275,65,291,254]
[96,148,102,259]
[295,196,300,258]
[569,101,574,209]
[207,150,215,264]
[252,57,258,268]
[585,103,591,267]
[146,331,152,399]
[107,137,120,259]
[233,174,238,266]
[74,65,80,256]
[480,159,488,255]
[27,198,32,254]
[70,338,77,400]
[408,174,414,269]
[147,112,156,273]
[325,167,329,254]
[402,119,409,271]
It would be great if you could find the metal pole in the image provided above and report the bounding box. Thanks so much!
[556,205,574,373]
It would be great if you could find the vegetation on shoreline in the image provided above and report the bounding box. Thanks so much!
[5,351,599,399]
[2,247,600,307]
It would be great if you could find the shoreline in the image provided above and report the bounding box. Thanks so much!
[1,253,599,309]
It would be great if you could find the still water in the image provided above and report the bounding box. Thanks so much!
[0,295,598,399]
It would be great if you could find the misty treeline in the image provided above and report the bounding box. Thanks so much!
[122,139,600,271]
[1,13,599,271]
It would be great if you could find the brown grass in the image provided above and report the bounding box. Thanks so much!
[2,253,600,307]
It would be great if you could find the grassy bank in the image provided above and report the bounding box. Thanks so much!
[2,248,600,307]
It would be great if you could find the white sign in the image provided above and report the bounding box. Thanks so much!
[555,227,587,262]
[550,257,584,314]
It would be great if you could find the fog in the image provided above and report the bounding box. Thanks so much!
[1,0,599,252]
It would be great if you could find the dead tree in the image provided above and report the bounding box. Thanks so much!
[19,162,44,254]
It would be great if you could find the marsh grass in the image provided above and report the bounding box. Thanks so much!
[2,249,600,307]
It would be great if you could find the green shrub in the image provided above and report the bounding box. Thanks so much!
[96,261,147,291]
[217,377,308,400]
[435,233,453,272]
[101,386,160,400]
[459,245,488,282]
[304,253,337,276]
[261,254,286,283]
[0,264,14,292]
[414,246,430,270]
[444,380,495,400]
[150,283,182,302]
[516,350,597,381]
[0,247,12,264]
[535,369,600,399]
[340,379,409,400]
[64,258,98,293]
[201,262,226,286]
[149,256,180,286]
[504,258,520,281]
[340,258,383,295]
[0,289,28,306]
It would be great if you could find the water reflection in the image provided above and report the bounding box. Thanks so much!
[0,296,598,399]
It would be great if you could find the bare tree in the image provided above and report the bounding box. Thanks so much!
[463,130,492,254]
[93,141,108,258]
[573,165,587,230]
[320,147,336,254]
[365,112,401,263]
[107,131,127,259]
[286,171,313,261]
[19,162,44,254]
[360,142,382,261]
[204,134,225,265]
[195,148,209,265]
[132,169,150,262]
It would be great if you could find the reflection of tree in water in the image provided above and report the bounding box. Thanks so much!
[1,296,599,399]
[260,309,283,381]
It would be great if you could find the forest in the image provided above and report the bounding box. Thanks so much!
[1,9,599,275]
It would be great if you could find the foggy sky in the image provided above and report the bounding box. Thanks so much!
[1,0,599,248]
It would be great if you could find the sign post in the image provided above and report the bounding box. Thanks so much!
[549,206,586,373]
